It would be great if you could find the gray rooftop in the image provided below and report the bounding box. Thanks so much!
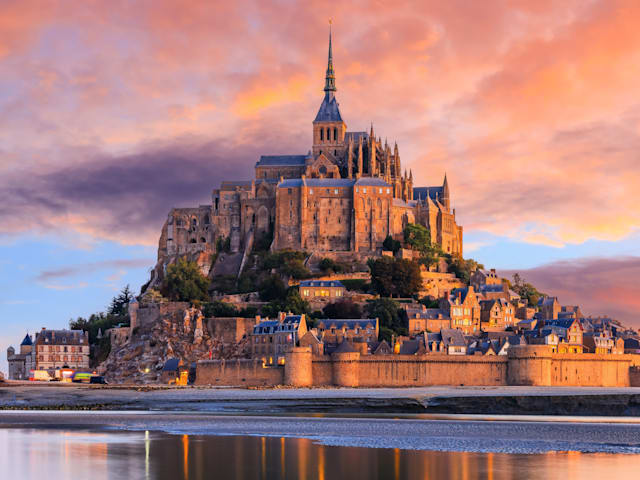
[314,93,343,122]
[256,155,308,167]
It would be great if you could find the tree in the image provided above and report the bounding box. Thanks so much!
[322,300,362,319]
[403,224,430,253]
[161,258,209,302]
[259,275,287,301]
[382,235,401,254]
[511,273,545,307]
[107,285,134,316]
[368,257,422,298]
[447,256,484,284]
[366,298,406,334]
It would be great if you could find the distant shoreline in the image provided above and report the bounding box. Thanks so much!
[2,384,640,416]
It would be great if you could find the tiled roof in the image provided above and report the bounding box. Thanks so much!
[256,155,308,167]
[318,319,377,330]
[354,177,391,187]
[35,329,87,345]
[440,328,466,347]
[413,186,444,202]
[299,280,344,288]
[314,94,343,122]
[278,178,354,188]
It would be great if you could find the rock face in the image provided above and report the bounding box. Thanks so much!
[99,303,250,384]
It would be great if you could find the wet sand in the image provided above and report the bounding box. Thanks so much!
[2,383,640,415]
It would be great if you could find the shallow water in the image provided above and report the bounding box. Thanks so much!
[2,413,640,479]
[0,427,639,480]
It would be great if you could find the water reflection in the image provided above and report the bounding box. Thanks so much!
[0,428,639,480]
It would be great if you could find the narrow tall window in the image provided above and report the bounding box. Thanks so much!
[320,129,323,141]
[333,127,337,141]
[326,128,330,141]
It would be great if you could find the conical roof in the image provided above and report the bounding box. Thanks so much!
[20,333,32,346]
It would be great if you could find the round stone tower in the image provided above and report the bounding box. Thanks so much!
[284,346,313,387]
[331,342,360,387]
[507,345,553,386]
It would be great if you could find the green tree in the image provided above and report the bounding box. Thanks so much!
[447,256,484,284]
[366,298,406,335]
[511,273,545,307]
[322,300,362,319]
[107,285,134,316]
[403,223,430,253]
[368,257,422,297]
[161,258,209,302]
[259,274,287,301]
[382,235,401,254]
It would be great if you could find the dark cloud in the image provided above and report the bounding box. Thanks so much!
[1,132,304,244]
[35,259,152,282]
[502,256,640,328]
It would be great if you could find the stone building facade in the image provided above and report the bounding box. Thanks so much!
[6,334,36,380]
[156,30,462,268]
[34,328,90,372]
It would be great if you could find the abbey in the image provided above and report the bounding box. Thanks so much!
[158,31,462,263]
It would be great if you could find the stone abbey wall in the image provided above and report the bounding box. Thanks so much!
[195,359,283,387]
[195,345,640,387]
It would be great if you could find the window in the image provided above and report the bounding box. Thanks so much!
[334,189,338,194]
[309,189,313,195]
[363,188,367,193]
[386,188,390,194]
[320,129,323,141]
[355,187,359,193]
[333,127,337,141]
[379,188,383,194]
[288,188,292,194]
[326,128,330,141]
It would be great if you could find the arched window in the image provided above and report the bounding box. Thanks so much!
[204,214,210,225]
[319,165,327,175]
[191,218,197,227]
[200,237,206,243]
[190,238,197,244]
[326,128,330,141]
[333,127,337,141]
[320,128,323,141]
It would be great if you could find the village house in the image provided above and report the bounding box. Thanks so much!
[470,268,502,289]
[251,313,308,365]
[6,334,36,380]
[538,296,561,320]
[439,287,480,335]
[34,328,90,372]
[299,280,345,299]
[480,298,516,332]
[544,318,584,353]
[315,318,378,353]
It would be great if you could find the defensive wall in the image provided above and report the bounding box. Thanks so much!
[195,345,640,387]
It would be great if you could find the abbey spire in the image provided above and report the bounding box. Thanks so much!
[324,24,336,97]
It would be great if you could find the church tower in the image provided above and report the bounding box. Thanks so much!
[312,26,347,159]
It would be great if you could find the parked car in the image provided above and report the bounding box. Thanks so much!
[89,376,108,385]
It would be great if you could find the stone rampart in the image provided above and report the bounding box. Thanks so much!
[137,302,191,329]
[194,344,640,388]
[195,359,283,386]
[356,355,508,387]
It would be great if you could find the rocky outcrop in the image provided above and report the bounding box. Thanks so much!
[99,304,250,384]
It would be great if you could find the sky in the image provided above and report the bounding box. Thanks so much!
[1,0,639,372]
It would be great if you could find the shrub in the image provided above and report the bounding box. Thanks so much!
[368,257,422,298]
[161,258,209,302]
[322,300,362,319]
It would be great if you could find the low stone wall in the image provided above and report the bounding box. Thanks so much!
[207,317,257,344]
[137,302,190,328]
[357,355,508,387]
[195,359,283,386]
[311,356,333,386]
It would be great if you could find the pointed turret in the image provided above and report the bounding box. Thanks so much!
[442,173,450,210]
[324,24,336,97]
[312,25,346,155]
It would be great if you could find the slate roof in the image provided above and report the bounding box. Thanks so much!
[35,329,87,345]
[253,315,303,335]
[299,280,344,288]
[314,94,343,122]
[477,284,505,294]
[440,328,466,347]
[162,358,180,372]
[413,186,444,202]
[354,177,391,187]
[413,308,450,320]
[20,334,33,346]
[398,339,421,355]
[256,155,308,167]
[333,341,357,354]
[317,319,377,330]
[544,319,580,329]
[345,131,368,143]
[278,178,354,188]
